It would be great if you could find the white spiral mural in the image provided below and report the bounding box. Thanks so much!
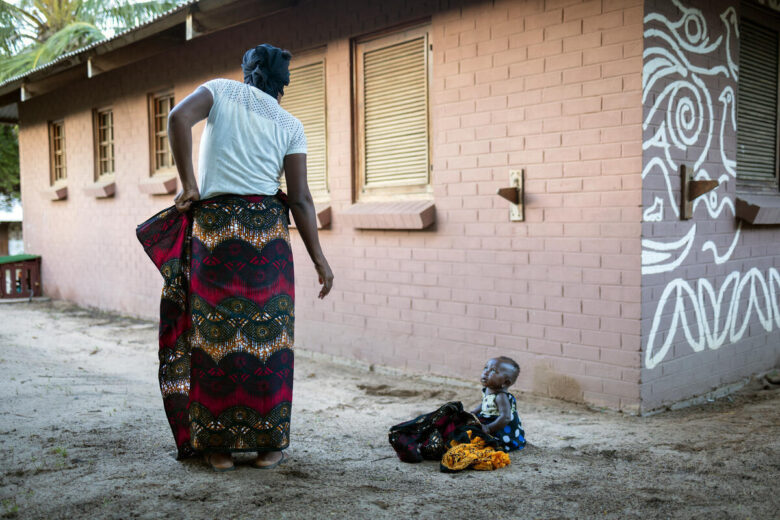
[643,0,780,369]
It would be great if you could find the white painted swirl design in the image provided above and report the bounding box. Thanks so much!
[642,0,779,369]
[645,268,780,369]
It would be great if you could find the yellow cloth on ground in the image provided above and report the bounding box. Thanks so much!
[440,431,511,471]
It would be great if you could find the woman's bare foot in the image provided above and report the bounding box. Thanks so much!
[204,452,234,471]
[252,451,284,469]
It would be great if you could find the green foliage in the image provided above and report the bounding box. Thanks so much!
[1,497,19,517]
[0,1,183,81]
[51,446,68,457]
[0,124,19,203]
[0,1,185,200]
[0,21,105,79]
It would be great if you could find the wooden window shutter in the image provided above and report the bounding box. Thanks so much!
[148,91,174,174]
[282,60,327,194]
[737,18,779,188]
[49,120,66,184]
[359,30,429,189]
[94,108,114,178]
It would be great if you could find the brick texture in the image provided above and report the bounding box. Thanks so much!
[18,0,644,412]
[640,0,780,412]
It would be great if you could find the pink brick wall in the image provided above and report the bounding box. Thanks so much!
[18,0,644,411]
[641,0,780,411]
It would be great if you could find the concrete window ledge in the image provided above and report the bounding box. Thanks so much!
[139,173,177,195]
[84,178,116,198]
[341,200,435,230]
[736,194,780,224]
[289,204,332,229]
[45,185,68,201]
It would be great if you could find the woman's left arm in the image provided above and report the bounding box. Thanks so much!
[168,86,213,212]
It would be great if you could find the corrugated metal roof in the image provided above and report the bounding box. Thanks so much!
[0,0,198,90]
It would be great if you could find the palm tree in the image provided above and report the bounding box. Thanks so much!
[0,1,185,202]
[0,0,184,81]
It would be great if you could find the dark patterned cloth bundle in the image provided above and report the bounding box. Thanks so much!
[136,194,295,459]
[388,402,483,462]
[389,402,511,472]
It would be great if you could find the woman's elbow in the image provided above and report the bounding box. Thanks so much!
[167,113,179,134]
[167,107,190,129]
[286,189,313,207]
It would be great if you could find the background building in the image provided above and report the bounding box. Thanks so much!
[0,196,23,256]
[0,0,777,413]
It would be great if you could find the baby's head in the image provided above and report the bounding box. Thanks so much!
[480,356,520,390]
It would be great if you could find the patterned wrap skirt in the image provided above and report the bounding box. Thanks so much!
[136,194,294,459]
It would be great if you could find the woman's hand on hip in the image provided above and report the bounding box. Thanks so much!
[315,259,334,299]
[174,186,200,213]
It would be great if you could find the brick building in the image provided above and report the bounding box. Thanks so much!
[1,0,778,413]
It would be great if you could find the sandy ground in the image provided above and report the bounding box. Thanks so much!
[0,300,778,520]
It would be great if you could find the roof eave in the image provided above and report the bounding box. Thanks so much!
[0,0,297,109]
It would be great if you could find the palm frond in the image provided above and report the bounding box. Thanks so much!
[0,0,188,80]
[0,1,43,53]
[0,20,104,79]
[32,0,82,30]
[29,21,104,67]
[0,48,37,81]
[0,1,45,33]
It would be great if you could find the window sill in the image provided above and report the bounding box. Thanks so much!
[84,177,116,198]
[45,184,68,201]
[289,204,331,230]
[341,200,435,230]
[736,193,780,224]
[139,173,177,195]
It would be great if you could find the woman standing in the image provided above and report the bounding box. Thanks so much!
[137,44,333,471]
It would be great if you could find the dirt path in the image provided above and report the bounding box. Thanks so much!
[0,301,778,519]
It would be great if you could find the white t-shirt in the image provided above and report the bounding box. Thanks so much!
[197,78,307,198]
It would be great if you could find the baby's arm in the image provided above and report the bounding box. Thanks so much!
[483,393,512,435]
[470,402,482,415]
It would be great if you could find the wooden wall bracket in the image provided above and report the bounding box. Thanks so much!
[680,164,719,220]
[87,57,104,78]
[497,169,524,222]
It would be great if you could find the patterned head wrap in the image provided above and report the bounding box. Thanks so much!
[241,44,292,100]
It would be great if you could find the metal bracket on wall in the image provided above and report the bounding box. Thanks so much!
[497,169,524,222]
[680,164,719,220]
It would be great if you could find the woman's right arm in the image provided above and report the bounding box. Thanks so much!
[283,154,333,299]
[168,86,213,212]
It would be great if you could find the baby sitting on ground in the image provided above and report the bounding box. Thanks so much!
[471,356,526,452]
[388,355,525,469]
